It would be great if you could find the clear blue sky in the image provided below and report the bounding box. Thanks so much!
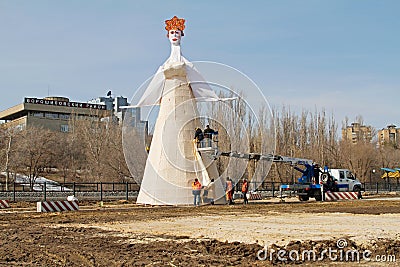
[1,0,399,129]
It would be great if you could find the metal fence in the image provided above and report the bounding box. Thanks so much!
[362,182,400,194]
[0,181,398,202]
[0,182,140,202]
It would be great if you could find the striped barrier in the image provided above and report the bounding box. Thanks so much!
[37,200,79,213]
[324,192,359,201]
[248,192,263,200]
[0,200,10,209]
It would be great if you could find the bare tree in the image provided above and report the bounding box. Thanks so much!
[14,127,57,191]
[266,105,340,182]
[72,117,108,182]
[102,123,131,182]
[52,130,85,184]
[69,113,131,182]
[2,128,20,190]
[338,139,377,182]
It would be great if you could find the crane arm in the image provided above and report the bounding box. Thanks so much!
[216,151,313,165]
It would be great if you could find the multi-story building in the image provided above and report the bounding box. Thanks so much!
[125,106,148,136]
[88,95,129,124]
[0,96,110,132]
[342,122,373,144]
[378,124,400,148]
[88,95,148,134]
[0,95,149,142]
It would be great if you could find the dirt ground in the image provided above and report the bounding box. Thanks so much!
[1,196,400,266]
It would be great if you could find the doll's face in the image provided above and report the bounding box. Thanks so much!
[168,30,182,46]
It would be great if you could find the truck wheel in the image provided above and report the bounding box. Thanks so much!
[314,194,322,201]
[299,195,309,201]
[353,186,361,193]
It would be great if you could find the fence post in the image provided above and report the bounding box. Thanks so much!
[376,182,379,194]
[272,182,275,197]
[126,182,129,201]
[100,182,103,201]
[13,182,16,202]
[44,182,47,201]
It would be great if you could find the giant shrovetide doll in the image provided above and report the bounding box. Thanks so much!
[135,16,226,205]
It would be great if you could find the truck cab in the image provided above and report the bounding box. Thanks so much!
[324,169,362,192]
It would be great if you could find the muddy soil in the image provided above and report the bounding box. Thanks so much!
[1,198,400,266]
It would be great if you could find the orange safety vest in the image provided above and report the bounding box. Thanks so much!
[192,181,202,190]
[226,180,233,192]
[242,182,248,193]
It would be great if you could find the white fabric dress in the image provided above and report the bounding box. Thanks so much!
[136,43,226,205]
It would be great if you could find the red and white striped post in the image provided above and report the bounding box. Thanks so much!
[37,200,79,212]
[324,192,359,201]
[0,200,10,209]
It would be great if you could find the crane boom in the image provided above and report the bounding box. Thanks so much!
[217,151,313,165]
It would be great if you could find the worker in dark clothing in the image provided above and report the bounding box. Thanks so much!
[203,125,215,139]
[325,175,337,192]
[203,125,214,147]
[313,164,321,184]
[194,128,204,144]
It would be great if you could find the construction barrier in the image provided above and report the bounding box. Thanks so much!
[37,200,79,213]
[248,192,263,200]
[324,192,359,201]
[0,200,10,209]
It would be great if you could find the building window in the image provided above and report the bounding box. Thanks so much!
[60,125,69,133]
[45,112,59,119]
[32,112,44,117]
[59,114,70,120]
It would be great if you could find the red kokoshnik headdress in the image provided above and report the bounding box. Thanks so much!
[165,16,185,36]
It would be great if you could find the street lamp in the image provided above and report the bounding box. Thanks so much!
[370,169,376,187]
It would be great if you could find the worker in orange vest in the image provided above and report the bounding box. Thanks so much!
[192,178,202,206]
[226,177,234,205]
[242,179,249,205]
